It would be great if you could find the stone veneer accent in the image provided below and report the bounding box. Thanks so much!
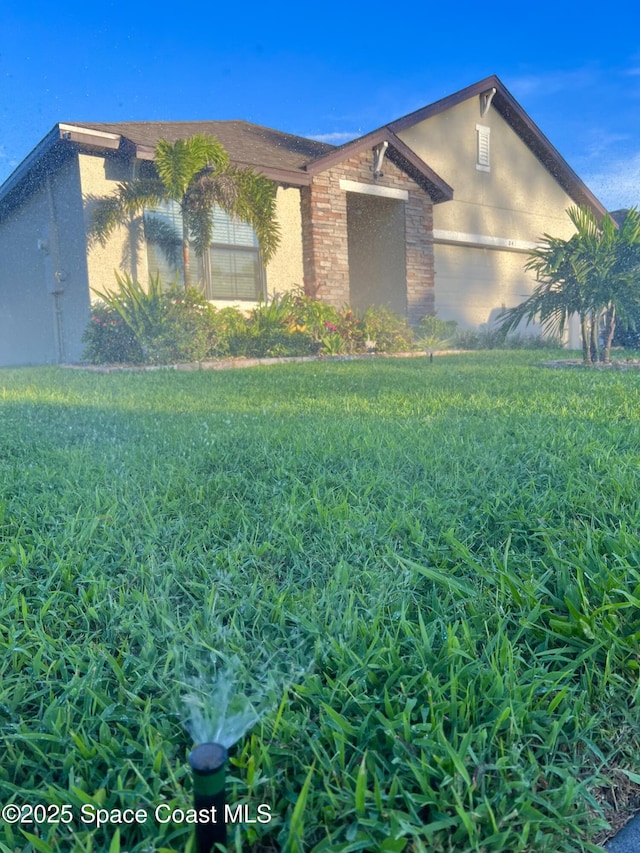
[300,149,435,322]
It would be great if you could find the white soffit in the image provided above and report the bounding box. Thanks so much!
[339,179,408,200]
[434,229,537,253]
[58,124,121,149]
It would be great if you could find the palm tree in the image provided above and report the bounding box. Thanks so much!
[89,134,280,288]
[498,206,640,363]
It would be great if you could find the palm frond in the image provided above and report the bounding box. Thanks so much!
[500,204,640,361]
[89,135,280,279]
[184,171,240,255]
[183,166,280,263]
[143,215,182,267]
[155,135,229,200]
[497,279,573,338]
[228,167,281,263]
[88,179,165,246]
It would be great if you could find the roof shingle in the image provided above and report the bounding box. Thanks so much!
[69,120,335,174]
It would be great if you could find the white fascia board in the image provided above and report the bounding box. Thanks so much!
[58,124,121,149]
[433,229,537,253]
[135,145,156,161]
[339,179,408,201]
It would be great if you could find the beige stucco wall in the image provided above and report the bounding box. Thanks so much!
[397,95,578,335]
[0,156,90,365]
[264,187,303,297]
[81,156,302,313]
[79,153,148,298]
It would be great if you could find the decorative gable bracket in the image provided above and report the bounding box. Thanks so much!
[373,140,389,178]
[480,87,496,117]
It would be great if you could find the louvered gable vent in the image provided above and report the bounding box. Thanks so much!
[476,124,490,171]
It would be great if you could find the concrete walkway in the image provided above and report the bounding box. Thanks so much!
[606,813,640,852]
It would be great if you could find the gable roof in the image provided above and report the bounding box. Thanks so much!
[389,74,608,216]
[0,117,452,215]
[71,120,453,202]
[0,120,335,214]
[0,75,605,218]
[305,126,453,203]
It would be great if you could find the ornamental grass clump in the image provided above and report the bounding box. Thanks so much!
[416,314,458,350]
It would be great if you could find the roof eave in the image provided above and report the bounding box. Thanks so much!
[0,123,125,216]
[131,142,313,185]
[0,125,62,212]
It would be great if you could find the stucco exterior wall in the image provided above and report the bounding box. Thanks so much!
[81,156,302,313]
[397,96,577,331]
[264,187,304,298]
[0,182,56,365]
[79,153,148,297]
[0,156,90,365]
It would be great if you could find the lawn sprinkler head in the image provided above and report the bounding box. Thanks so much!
[189,742,228,852]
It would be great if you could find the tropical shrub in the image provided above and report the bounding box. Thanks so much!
[86,279,478,364]
[283,289,343,337]
[498,205,640,363]
[454,324,562,350]
[209,306,249,356]
[86,273,220,364]
[149,285,220,363]
[240,329,321,358]
[228,293,321,357]
[415,314,458,349]
[280,292,414,354]
[362,305,414,352]
[82,300,145,364]
[250,290,414,354]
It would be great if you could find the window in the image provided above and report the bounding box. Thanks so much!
[476,124,491,172]
[203,207,264,301]
[144,201,265,301]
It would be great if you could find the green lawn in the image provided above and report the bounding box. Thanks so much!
[1,351,639,852]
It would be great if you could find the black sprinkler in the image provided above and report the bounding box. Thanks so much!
[189,742,228,852]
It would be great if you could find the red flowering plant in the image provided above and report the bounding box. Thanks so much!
[361,305,414,352]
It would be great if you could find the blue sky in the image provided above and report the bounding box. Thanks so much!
[1,0,639,211]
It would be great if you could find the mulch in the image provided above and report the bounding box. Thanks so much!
[591,769,640,845]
